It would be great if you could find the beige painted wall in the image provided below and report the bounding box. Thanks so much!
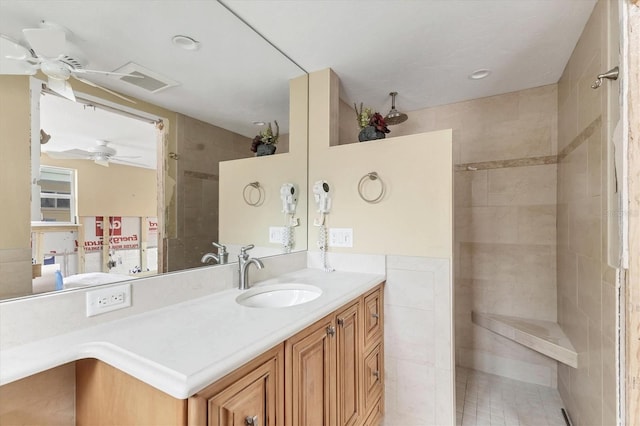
[308,68,453,259]
[219,74,308,254]
[0,76,31,249]
[556,0,620,424]
[41,157,156,217]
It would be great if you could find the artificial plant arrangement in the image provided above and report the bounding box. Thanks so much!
[251,120,279,156]
[354,103,390,141]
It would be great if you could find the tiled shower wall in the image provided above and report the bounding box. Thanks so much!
[556,0,619,424]
[385,85,560,386]
[167,114,253,271]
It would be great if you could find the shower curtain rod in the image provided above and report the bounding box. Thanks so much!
[40,85,161,126]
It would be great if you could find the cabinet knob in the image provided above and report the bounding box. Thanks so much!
[371,312,379,319]
[245,415,259,426]
[326,325,336,337]
[373,370,380,380]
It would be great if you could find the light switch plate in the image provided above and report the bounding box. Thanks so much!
[329,228,353,248]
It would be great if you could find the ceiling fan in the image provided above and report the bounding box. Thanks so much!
[45,140,143,167]
[0,24,138,103]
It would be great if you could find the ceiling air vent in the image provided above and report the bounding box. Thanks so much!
[113,62,179,93]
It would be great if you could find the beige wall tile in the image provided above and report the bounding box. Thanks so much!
[487,164,557,206]
[558,85,579,152]
[557,249,577,301]
[517,205,557,245]
[577,255,602,324]
[577,54,604,134]
[454,170,487,207]
[569,195,602,259]
[459,243,555,286]
[587,131,602,197]
[455,206,518,244]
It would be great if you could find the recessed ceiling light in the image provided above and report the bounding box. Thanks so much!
[469,69,491,80]
[171,35,200,51]
[252,121,266,126]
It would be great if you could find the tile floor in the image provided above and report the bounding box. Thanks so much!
[456,367,567,426]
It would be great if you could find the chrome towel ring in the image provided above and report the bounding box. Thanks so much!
[358,172,385,204]
[243,182,264,206]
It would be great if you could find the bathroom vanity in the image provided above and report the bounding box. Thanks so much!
[0,268,384,426]
[76,283,384,426]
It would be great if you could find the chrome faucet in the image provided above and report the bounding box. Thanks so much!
[201,242,229,265]
[238,244,264,290]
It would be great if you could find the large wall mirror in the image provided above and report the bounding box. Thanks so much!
[0,1,308,301]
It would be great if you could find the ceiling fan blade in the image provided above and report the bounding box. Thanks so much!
[0,59,37,75]
[73,68,143,78]
[44,149,91,159]
[48,77,75,102]
[94,159,109,167]
[0,34,32,60]
[73,76,136,104]
[22,28,65,58]
[0,35,38,75]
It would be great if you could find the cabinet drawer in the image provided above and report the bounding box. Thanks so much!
[363,343,383,413]
[363,286,383,350]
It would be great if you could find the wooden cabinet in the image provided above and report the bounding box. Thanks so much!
[336,301,361,426]
[285,315,335,426]
[286,283,384,426]
[75,282,384,426]
[188,345,284,426]
[76,359,188,426]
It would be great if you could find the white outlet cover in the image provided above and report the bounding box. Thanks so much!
[269,226,285,243]
[329,228,353,248]
[86,283,132,317]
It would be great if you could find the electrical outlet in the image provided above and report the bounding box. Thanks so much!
[329,228,353,248]
[86,283,131,317]
[269,226,286,243]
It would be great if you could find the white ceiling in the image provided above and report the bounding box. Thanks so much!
[39,93,158,169]
[1,0,597,163]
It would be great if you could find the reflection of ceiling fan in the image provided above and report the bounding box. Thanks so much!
[45,140,142,167]
[0,24,137,103]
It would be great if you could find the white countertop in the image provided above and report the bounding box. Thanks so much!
[0,268,384,399]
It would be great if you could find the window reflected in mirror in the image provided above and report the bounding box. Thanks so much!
[37,166,77,223]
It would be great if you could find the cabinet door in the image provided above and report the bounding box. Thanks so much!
[285,316,336,426]
[363,343,383,413]
[206,358,278,426]
[188,345,283,426]
[363,286,383,351]
[336,301,361,426]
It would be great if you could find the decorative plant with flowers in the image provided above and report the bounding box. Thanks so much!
[354,103,390,134]
[250,120,279,153]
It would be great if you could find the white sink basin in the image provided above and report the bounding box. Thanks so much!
[236,283,322,308]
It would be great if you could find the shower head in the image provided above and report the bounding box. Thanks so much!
[385,92,408,125]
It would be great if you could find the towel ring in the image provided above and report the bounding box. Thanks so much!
[243,182,264,206]
[358,172,385,204]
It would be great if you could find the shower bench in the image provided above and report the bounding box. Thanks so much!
[472,311,579,368]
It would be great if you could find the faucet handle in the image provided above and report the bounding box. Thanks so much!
[240,244,255,255]
[212,242,227,253]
